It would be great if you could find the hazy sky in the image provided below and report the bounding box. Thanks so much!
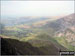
[1,1,74,17]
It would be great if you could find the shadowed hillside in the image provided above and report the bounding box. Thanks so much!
[1,36,60,55]
[1,37,44,55]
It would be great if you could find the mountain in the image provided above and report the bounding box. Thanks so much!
[44,13,75,31]
[55,26,75,47]
[55,13,75,45]
[1,36,60,55]
[43,13,75,47]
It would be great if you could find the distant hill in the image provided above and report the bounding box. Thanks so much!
[1,17,51,26]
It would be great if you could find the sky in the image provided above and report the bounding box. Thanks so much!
[1,1,74,17]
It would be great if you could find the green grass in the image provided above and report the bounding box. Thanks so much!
[55,37,75,51]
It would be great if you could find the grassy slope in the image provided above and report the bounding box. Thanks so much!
[55,37,75,51]
[20,33,67,51]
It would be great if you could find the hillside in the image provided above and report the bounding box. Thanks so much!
[1,36,60,55]
[42,13,75,50]
[54,13,75,47]
[44,13,75,31]
[44,13,75,39]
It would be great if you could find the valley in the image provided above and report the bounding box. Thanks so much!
[0,13,75,55]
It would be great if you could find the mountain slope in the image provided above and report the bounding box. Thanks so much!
[42,13,75,50]
[54,13,75,45]
[45,13,75,31]
[1,36,60,55]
